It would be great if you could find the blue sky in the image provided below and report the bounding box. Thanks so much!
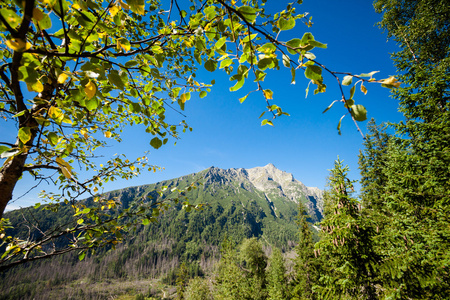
[6,0,404,210]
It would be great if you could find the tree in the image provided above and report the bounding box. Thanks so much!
[176,261,189,300]
[291,201,320,300]
[356,1,450,297]
[315,159,379,300]
[266,247,288,300]
[238,237,268,300]
[214,237,246,300]
[0,0,394,269]
[184,276,213,300]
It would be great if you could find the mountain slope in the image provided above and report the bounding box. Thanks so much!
[1,164,323,300]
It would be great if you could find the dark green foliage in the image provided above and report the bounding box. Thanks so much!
[176,262,189,300]
[291,202,320,300]
[316,160,379,299]
[266,247,288,300]
[357,1,450,297]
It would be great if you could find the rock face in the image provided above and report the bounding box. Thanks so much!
[201,164,324,222]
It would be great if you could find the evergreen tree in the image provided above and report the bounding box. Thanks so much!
[266,247,288,300]
[214,238,246,300]
[184,277,213,300]
[291,202,320,300]
[360,1,450,297]
[239,238,268,300]
[176,262,189,300]
[316,159,379,299]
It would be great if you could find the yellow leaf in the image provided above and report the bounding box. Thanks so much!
[360,83,368,95]
[104,131,112,138]
[56,157,73,179]
[381,76,401,88]
[27,80,44,93]
[48,106,64,123]
[72,3,81,10]
[263,89,273,100]
[130,165,135,171]
[84,80,96,99]
[117,38,131,52]
[109,5,120,17]
[57,73,68,84]
[80,128,89,139]
[5,38,31,51]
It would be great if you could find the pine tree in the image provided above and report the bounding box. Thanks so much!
[238,238,268,300]
[266,247,288,300]
[291,202,320,300]
[363,1,450,297]
[316,159,379,299]
[214,238,246,300]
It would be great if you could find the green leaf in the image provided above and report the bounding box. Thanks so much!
[37,12,52,30]
[257,58,274,70]
[286,38,301,55]
[351,104,367,121]
[12,110,27,118]
[199,91,207,98]
[282,54,290,67]
[82,208,91,214]
[304,65,322,81]
[150,137,163,149]
[237,6,257,23]
[78,251,86,261]
[349,85,356,99]
[219,58,233,69]
[0,9,21,29]
[337,115,345,135]
[215,37,227,49]
[239,93,250,103]
[323,100,338,113]
[47,132,59,146]
[344,99,355,108]
[18,127,31,144]
[204,60,217,72]
[85,98,99,111]
[142,218,150,225]
[291,67,296,84]
[0,145,9,155]
[261,119,274,126]
[230,77,245,92]
[342,75,353,86]
[358,71,379,78]
[278,17,296,31]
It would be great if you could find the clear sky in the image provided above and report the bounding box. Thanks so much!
[5,0,404,210]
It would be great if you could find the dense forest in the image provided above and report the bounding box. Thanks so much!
[1,0,449,299]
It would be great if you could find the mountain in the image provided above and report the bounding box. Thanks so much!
[111,163,323,223]
[1,164,323,300]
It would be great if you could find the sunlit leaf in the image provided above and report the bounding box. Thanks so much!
[305,65,322,81]
[237,6,257,23]
[84,81,96,99]
[342,75,353,86]
[263,89,273,100]
[18,127,32,144]
[278,17,295,31]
